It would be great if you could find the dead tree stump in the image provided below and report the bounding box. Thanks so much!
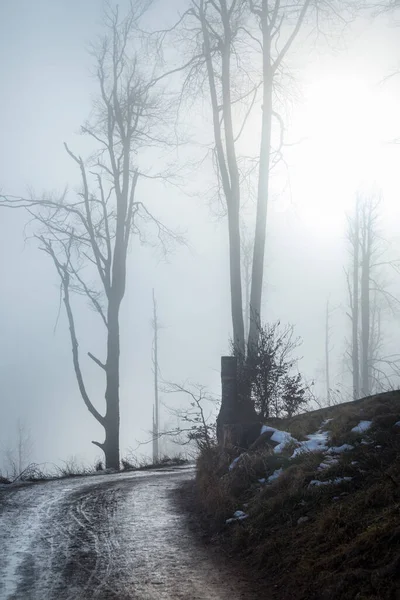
[216,356,261,449]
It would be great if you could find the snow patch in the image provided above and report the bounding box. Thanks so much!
[309,477,353,487]
[351,420,372,434]
[260,425,297,454]
[327,444,354,454]
[267,468,283,483]
[297,516,309,524]
[260,425,276,435]
[317,457,339,471]
[226,510,249,524]
[229,456,241,471]
[291,430,329,458]
[272,430,297,453]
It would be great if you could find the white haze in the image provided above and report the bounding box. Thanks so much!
[0,1,399,468]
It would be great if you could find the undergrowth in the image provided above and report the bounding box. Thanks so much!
[193,390,400,600]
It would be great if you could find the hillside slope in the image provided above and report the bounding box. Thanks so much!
[194,391,400,600]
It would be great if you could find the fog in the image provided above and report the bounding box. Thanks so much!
[1,0,399,470]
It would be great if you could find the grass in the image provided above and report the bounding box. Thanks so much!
[0,453,189,486]
[120,453,189,472]
[191,390,400,600]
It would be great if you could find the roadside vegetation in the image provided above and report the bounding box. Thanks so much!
[0,453,189,486]
[189,391,400,600]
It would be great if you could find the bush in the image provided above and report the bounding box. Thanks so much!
[236,321,309,420]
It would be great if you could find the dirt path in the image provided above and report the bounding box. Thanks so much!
[0,468,260,599]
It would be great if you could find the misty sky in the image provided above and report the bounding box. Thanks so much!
[1,1,400,469]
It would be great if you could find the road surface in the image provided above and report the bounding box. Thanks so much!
[0,466,258,599]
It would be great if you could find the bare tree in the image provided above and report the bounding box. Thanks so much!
[4,419,33,479]
[152,289,160,464]
[246,0,313,357]
[146,0,353,441]
[0,5,177,469]
[154,1,348,356]
[325,299,332,404]
[346,194,361,400]
[345,192,400,398]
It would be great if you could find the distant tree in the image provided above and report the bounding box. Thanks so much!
[152,289,160,464]
[4,419,33,478]
[325,299,333,405]
[0,5,178,469]
[345,192,400,398]
[346,194,361,399]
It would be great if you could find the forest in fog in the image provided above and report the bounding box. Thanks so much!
[1,0,400,472]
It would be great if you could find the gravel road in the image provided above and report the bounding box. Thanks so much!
[0,467,259,600]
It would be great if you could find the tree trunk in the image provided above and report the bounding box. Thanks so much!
[103,411,120,470]
[244,251,250,343]
[217,356,261,449]
[352,200,360,401]
[325,299,331,405]
[199,0,245,356]
[104,297,121,470]
[361,219,371,397]
[152,289,159,464]
[228,204,245,355]
[248,18,273,356]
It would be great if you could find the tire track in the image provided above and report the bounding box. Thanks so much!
[1,468,262,600]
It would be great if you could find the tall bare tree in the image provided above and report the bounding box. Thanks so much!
[149,0,353,440]
[155,1,345,357]
[0,5,176,469]
[246,0,312,356]
[152,289,160,464]
[346,192,400,398]
[325,299,332,404]
[4,419,33,478]
[346,194,361,400]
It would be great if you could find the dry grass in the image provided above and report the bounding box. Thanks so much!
[193,390,400,600]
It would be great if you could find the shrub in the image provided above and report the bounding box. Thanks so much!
[235,321,309,420]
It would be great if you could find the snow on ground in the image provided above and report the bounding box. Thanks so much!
[317,457,339,471]
[272,431,297,454]
[260,425,274,435]
[260,425,297,454]
[351,421,372,433]
[0,467,194,599]
[226,510,249,524]
[309,477,353,487]
[267,468,283,483]
[291,430,329,458]
[327,444,355,454]
[231,418,363,486]
[229,456,242,471]
[0,478,85,598]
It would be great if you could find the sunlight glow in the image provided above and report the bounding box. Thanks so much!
[287,74,400,234]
